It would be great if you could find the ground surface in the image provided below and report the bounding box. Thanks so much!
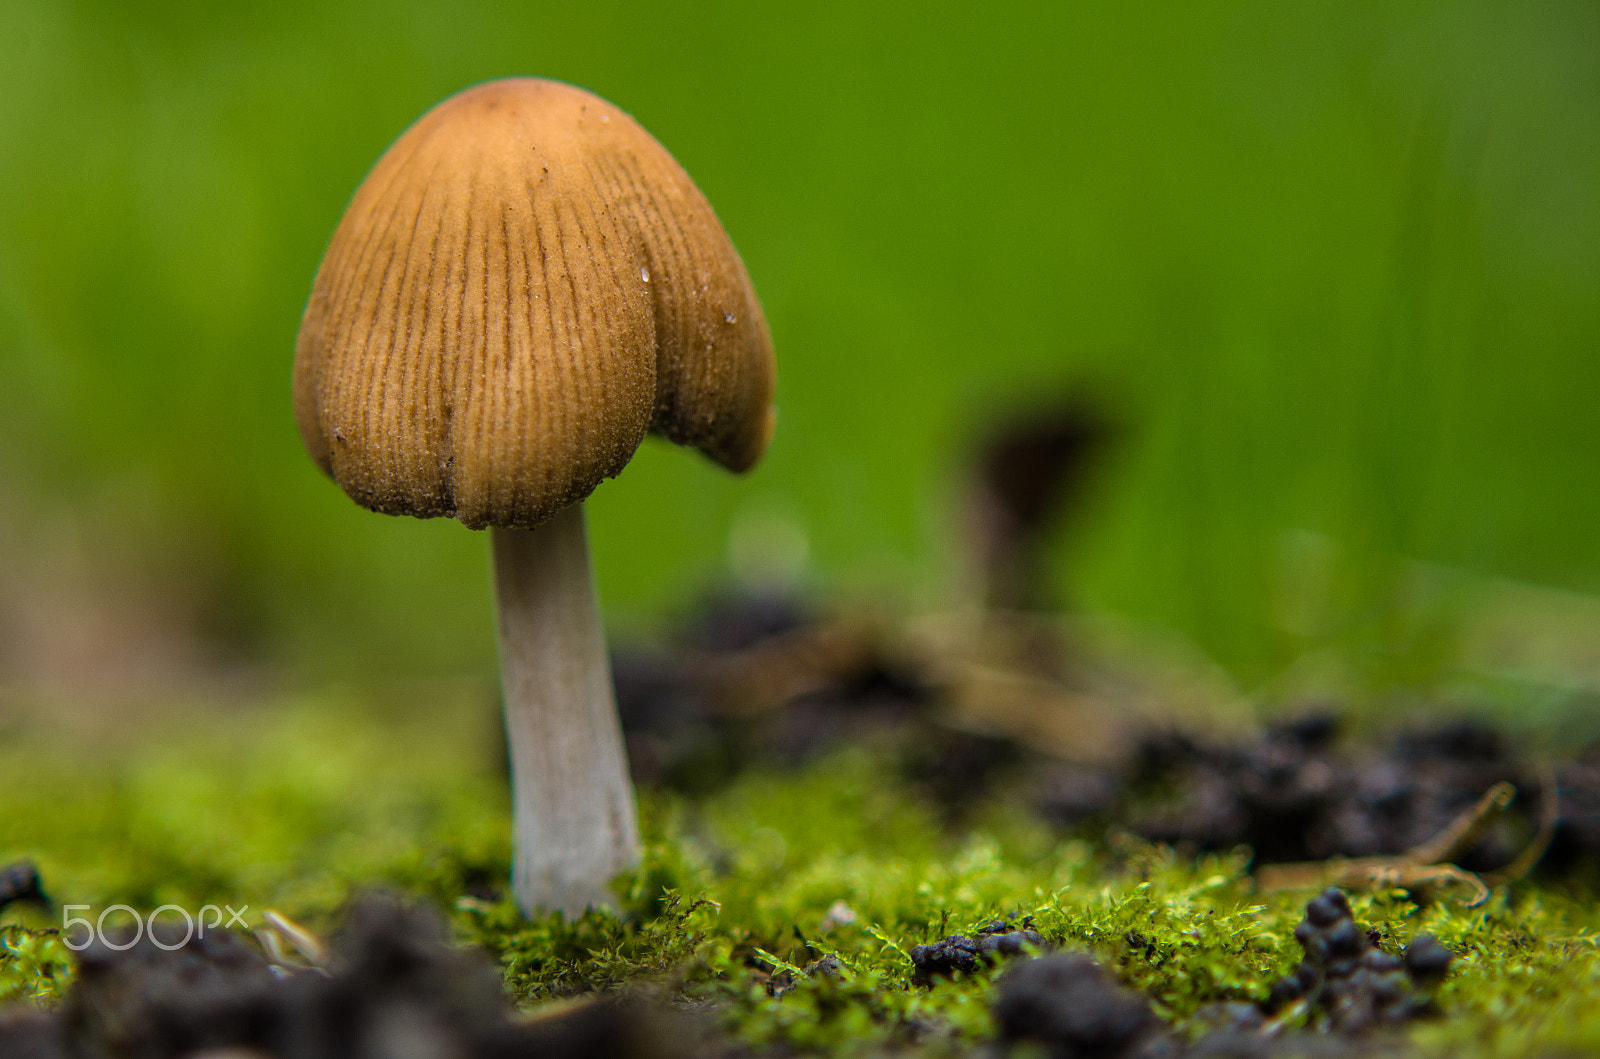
[5,659,1600,1058]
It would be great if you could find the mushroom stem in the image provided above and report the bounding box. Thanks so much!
[491,504,640,917]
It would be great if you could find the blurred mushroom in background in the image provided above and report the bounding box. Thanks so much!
[961,385,1121,616]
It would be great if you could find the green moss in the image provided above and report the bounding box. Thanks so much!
[0,926,72,1006]
[5,698,1600,1054]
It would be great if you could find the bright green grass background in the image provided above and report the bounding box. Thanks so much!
[2,0,1598,686]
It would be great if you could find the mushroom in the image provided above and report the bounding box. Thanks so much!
[292,78,776,917]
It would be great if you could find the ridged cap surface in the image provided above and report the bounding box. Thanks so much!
[294,78,776,529]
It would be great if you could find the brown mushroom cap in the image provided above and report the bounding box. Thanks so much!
[293,78,776,529]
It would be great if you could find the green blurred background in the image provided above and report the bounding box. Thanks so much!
[2,0,1598,702]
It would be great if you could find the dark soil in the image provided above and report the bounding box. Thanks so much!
[612,589,957,798]
[0,896,691,1059]
[1264,888,1450,1034]
[1122,714,1557,872]
[993,953,1168,1058]
[0,860,47,916]
[3,877,1456,1059]
[910,921,1048,986]
[612,584,1600,890]
[992,889,1453,1059]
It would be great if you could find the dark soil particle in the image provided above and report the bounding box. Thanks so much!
[1264,888,1451,1035]
[0,860,48,915]
[1399,936,1452,987]
[0,1010,65,1059]
[614,646,745,794]
[747,662,930,769]
[992,954,1168,1058]
[1032,765,1124,828]
[65,925,286,1057]
[676,590,814,655]
[911,922,1048,986]
[755,951,846,998]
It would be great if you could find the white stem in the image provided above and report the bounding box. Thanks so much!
[491,504,640,918]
